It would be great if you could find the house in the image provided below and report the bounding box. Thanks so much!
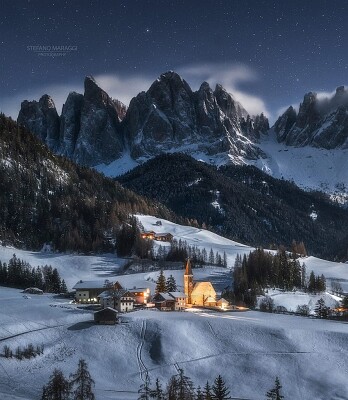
[140,231,156,240]
[127,287,151,304]
[140,231,173,242]
[217,298,229,310]
[72,280,123,303]
[94,307,118,325]
[167,292,187,310]
[153,292,176,311]
[97,290,134,312]
[184,259,217,306]
[153,292,187,311]
[154,233,173,242]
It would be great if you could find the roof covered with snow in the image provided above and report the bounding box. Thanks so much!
[73,280,110,290]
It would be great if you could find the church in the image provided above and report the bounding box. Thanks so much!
[184,259,217,307]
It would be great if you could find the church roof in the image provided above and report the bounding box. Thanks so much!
[191,281,216,295]
[184,259,192,275]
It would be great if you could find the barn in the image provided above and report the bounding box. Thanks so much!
[94,307,119,325]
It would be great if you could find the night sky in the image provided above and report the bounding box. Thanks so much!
[1,0,348,122]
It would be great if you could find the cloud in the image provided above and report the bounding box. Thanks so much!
[177,62,270,117]
[94,74,153,104]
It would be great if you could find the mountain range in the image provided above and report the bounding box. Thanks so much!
[16,72,348,202]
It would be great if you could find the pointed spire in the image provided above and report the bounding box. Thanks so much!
[185,258,192,276]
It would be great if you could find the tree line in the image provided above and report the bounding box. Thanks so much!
[138,368,284,400]
[229,249,326,308]
[0,254,67,293]
[0,114,173,253]
[41,359,95,400]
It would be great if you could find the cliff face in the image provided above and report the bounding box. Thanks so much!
[17,72,268,166]
[18,94,60,150]
[274,86,348,149]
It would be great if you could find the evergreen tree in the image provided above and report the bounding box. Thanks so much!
[314,298,329,319]
[150,378,164,400]
[165,275,178,292]
[175,368,195,400]
[266,377,284,400]
[42,369,70,400]
[211,375,231,400]
[341,295,348,309]
[70,359,95,400]
[308,271,316,293]
[203,381,212,400]
[196,386,204,400]
[138,375,151,400]
[155,270,166,293]
[167,375,179,400]
[209,248,215,265]
[223,252,228,268]
[60,279,68,293]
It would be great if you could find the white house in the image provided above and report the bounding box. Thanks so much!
[98,290,134,313]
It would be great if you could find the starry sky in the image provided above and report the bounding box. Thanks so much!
[1,0,348,122]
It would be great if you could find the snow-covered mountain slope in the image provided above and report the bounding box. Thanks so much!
[1,287,348,400]
[0,215,347,290]
[247,132,348,203]
[1,216,348,399]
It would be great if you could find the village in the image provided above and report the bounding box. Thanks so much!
[74,257,241,325]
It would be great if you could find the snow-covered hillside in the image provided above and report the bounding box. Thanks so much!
[249,132,348,203]
[1,216,348,399]
[1,287,348,400]
[0,215,347,290]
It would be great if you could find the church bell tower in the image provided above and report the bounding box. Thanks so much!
[184,258,193,304]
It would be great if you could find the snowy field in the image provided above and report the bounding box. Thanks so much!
[1,287,348,400]
[1,216,348,399]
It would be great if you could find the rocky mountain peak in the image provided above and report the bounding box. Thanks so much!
[18,95,60,150]
[275,88,348,149]
[18,72,268,167]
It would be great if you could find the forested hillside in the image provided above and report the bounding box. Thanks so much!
[118,153,348,260]
[0,114,173,251]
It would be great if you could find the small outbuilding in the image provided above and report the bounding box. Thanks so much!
[217,298,229,310]
[94,307,119,325]
[22,287,43,295]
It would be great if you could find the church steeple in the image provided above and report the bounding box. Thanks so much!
[184,258,193,304]
[185,258,192,275]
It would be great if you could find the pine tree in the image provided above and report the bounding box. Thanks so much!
[165,275,177,292]
[42,369,70,400]
[196,386,204,400]
[60,279,68,293]
[155,270,166,293]
[203,381,212,400]
[138,375,151,400]
[70,359,95,400]
[314,298,328,319]
[266,377,284,400]
[223,252,227,268]
[176,368,195,400]
[209,248,215,265]
[308,271,316,293]
[167,375,179,400]
[211,375,231,400]
[150,378,164,400]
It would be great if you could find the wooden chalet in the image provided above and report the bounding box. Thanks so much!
[127,287,151,304]
[140,231,173,242]
[73,280,123,303]
[94,307,119,325]
[153,292,186,311]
